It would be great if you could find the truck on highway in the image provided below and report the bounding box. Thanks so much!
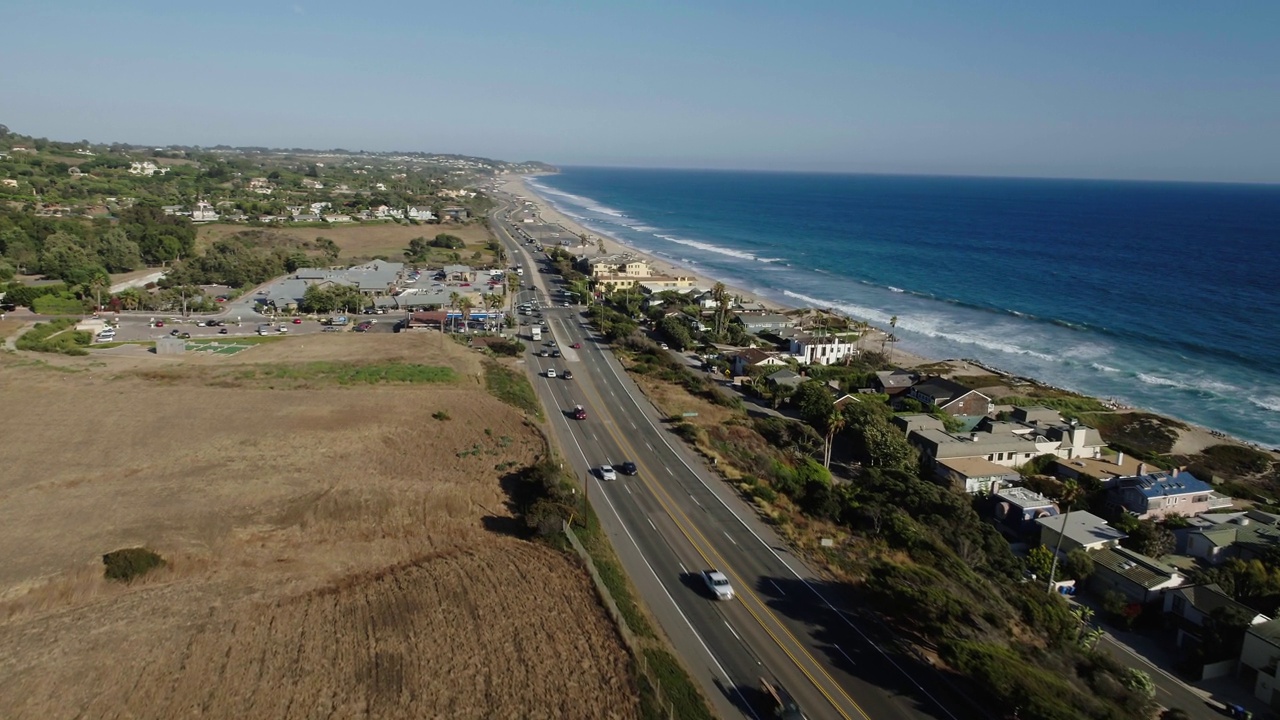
[323,316,349,326]
[530,326,542,341]
[759,677,805,720]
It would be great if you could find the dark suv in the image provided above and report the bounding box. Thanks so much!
[619,461,637,475]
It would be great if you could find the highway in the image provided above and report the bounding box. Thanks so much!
[491,199,964,720]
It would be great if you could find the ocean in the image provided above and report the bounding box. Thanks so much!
[525,168,1280,448]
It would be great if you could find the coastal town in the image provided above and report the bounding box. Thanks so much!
[3,130,1279,720]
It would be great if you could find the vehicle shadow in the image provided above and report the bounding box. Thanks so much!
[713,676,773,719]
[755,574,977,720]
[677,571,714,601]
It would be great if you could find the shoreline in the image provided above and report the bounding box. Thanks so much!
[500,174,1278,461]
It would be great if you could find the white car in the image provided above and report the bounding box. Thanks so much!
[702,570,734,600]
[598,465,617,482]
[546,368,557,378]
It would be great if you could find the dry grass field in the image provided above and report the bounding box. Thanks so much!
[197,222,496,260]
[0,335,638,719]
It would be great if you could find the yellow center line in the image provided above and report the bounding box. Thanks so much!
[573,365,868,720]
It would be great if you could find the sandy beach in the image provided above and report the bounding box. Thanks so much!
[500,175,938,369]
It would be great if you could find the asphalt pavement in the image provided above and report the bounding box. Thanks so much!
[491,199,966,720]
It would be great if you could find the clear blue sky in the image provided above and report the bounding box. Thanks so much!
[3,1,1277,182]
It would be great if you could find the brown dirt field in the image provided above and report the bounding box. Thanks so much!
[0,335,638,719]
[197,222,496,260]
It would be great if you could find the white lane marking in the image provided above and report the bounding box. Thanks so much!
[554,401,753,716]
[723,531,737,546]
[629,420,636,430]
[665,466,674,476]
[770,580,786,596]
[598,338,958,720]
[625,485,632,495]
[834,644,856,667]
[724,621,742,642]
[690,494,701,507]
[647,517,657,530]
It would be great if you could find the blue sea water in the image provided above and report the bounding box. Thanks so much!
[526,168,1280,447]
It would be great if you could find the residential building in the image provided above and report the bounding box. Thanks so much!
[301,179,324,189]
[936,457,1021,494]
[128,161,169,176]
[1089,546,1184,604]
[872,370,917,397]
[766,369,803,390]
[729,348,790,376]
[248,177,273,194]
[441,206,469,220]
[1055,451,1150,484]
[636,276,698,292]
[733,312,796,334]
[1164,584,1268,651]
[984,407,1106,460]
[1114,469,1223,520]
[1036,510,1127,554]
[908,426,1047,470]
[190,202,219,223]
[309,202,330,213]
[407,206,435,221]
[993,486,1058,535]
[1241,619,1280,705]
[789,333,858,366]
[1186,511,1280,565]
[324,214,353,223]
[906,377,992,416]
[292,214,322,223]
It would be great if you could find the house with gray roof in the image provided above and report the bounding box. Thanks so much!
[1241,619,1280,705]
[1036,510,1127,554]
[766,369,803,389]
[907,377,992,416]
[730,348,789,376]
[1089,546,1184,604]
[1186,511,1280,565]
[872,370,917,397]
[1164,583,1268,651]
[733,312,795,334]
[993,487,1058,535]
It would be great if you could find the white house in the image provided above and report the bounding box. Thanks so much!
[190,201,219,222]
[789,333,858,366]
[407,206,436,221]
[128,161,169,176]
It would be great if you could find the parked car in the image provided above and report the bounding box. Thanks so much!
[196,321,207,327]
[292,318,303,324]
[572,405,587,420]
[323,326,341,333]
[660,343,669,350]
[619,461,637,475]
[702,570,734,601]
[277,326,288,333]
[598,465,617,482]
[155,321,165,328]
[571,342,582,349]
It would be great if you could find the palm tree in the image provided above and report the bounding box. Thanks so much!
[458,297,474,331]
[712,282,728,336]
[822,405,847,468]
[448,291,461,332]
[881,315,898,356]
[1046,478,1082,595]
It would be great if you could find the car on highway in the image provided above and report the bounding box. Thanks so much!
[178,331,192,339]
[292,318,303,324]
[598,465,617,482]
[546,368,557,378]
[562,370,573,380]
[551,349,561,358]
[218,328,229,334]
[619,461,637,475]
[572,405,587,420]
[571,342,582,349]
[323,326,341,333]
[196,321,208,327]
[702,570,734,601]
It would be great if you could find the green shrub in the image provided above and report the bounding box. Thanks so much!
[102,547,166,582]
[32,292,88,315]
[483,359,542,419]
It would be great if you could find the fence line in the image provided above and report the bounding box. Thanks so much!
[563,522,677,719]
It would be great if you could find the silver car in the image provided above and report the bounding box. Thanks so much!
[702,570,734,600]
[598,465,617,482]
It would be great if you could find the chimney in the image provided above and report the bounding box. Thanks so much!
[1172,467,1179,478]
[1116,451,1124,467]
[971,432,980,442]
[1137,462,1146,476]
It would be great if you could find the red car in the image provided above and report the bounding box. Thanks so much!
[292,318,303,324]
[571,342,582,349]
[571,405,587,420]
[155,321,164,327]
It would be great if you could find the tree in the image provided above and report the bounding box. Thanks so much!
[1063,548,1094,580]
[1123,519,1175,559]
[657,315,694,350]
[96,228,143,273]
[793,380,835,428]
[447,291,461,332]
[712,281,728,336]
[1027,546,1056,581]
[39,232,103,285]
[881,315,897,355]
[821,405,846,468]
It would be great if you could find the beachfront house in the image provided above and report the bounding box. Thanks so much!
[789,333,858,366]
[733,312,795,334]
[872,370,918,397]
[1112,469,1225,520]
[936,457,1021,494]
[906,377,992,416]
